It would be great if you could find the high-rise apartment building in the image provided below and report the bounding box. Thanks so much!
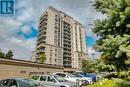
[33,6,87,69]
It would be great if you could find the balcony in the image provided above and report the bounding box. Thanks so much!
[37,39,46,44]
[63,63,72,68]
[37,40,46,46]
[63,23,70,28]
[40,13,48,20]
[36,47,45,54]
[64,29,71,33]
[39,26,47,32]
[63,41,71,45]
[64,44,71,48]
[63,34,71,37]
[36,43,45,48]
[63,39,71,43]
[37,50,45,54]
[38,34,46,40]
[39,22,47,29]
[39,21,47,27]
[64,49,71,52]
[37,51,45,55]
[63,59,71,62]
[63,52,71,56]
[39,31,46,36]
[40,17,47,24]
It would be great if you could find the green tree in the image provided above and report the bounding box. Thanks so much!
[92,0,130,37]
[0,49,4,58]
[39,53,46,63]
[94,35,130,72]
[92,0,130,73]
[95,59,116,72]
[5,50,13,59]
[82,59,97,73]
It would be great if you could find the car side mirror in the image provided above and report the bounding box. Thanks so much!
[34,82,40,86]
[11,85,17,87]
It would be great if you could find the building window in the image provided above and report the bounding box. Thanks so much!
[55,54,57,56]
[55,49,57,52]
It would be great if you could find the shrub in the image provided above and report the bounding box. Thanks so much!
[105,73,118,79]
[114,79,130,87]
[118,71,128,78]
[87,79,116,87]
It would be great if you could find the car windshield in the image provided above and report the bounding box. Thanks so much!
[73,73,82,77]
[66,74,75,78]
[32,76,39,80]
[22,79,38,86]
[53,75,66,82]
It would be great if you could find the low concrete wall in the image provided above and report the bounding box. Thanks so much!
[0,58,64,79]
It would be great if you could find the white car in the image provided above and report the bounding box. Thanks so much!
[53,72,92,85]
[32,74,76,87]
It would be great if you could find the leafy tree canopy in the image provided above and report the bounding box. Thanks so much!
[5,50,13,59]
[92,0,130,72]
[0,49,4,58]
[39,53,46,63]
[82,59,98,73]
[92,0,130,38]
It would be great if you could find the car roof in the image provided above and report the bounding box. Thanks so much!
[53,72,69,74]
[2,78,29,80]
[13,78,28,80]
[32,74,59,77]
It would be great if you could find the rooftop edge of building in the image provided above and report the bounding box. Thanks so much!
[40,6,84,27]
[0,58,64,69]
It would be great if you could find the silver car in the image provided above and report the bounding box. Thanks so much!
[53,72,91,85]
[32,75,77,87]
[0,78,42,87]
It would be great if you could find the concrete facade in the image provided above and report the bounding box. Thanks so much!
[34,6,87,69]
[0,58,63,79]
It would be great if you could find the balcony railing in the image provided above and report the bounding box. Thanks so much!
[37,40,46,46]
[40,17,47,24]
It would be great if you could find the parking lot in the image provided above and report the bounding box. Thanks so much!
[0,71,101,87]
[0,58,100,87]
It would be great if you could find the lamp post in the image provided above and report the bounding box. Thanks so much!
[92,53,98,87]
[92,53,95,60]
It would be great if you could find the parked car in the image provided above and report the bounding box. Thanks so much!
[73,72,97,82]
[32,74,77,87]
[0,78,42,87]
[53,72,91,86]
[72,73,93,84]
[96,74,102,80]
[99,72,110,77]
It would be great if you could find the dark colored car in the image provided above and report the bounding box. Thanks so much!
[0,78,42,87]
[83,73,97,82]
